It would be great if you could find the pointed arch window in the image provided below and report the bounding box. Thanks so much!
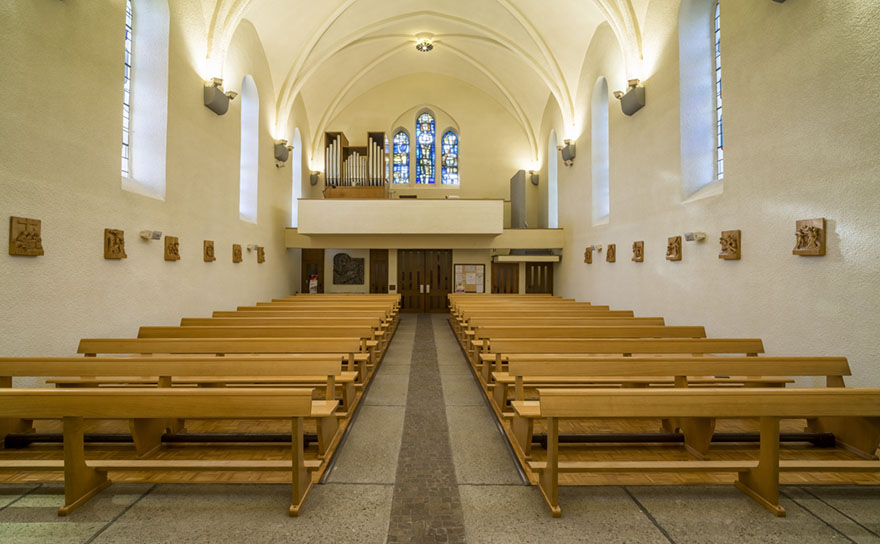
[714,0,724,179]
[441,131,459,185]
[415,112,435,184]
[392,130,410,184]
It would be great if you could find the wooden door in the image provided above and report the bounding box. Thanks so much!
[525,262,554,294]
[301,249,325,293]
[425,249,452,312]
[369,249,389,293]
[397,250,425,312]
[491,263,519,294]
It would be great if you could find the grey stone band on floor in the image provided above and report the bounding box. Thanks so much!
[386,314,467,543]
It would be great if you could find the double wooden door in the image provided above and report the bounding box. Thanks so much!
[525,262,554,294]
[397,249,452,312]
[491,263,519,294]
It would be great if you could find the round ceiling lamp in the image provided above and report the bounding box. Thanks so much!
[415,36,434,53]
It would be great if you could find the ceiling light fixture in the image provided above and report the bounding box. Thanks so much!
[415,37,434,53]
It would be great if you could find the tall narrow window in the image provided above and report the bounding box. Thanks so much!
[441,131,459,185]
[239,75,259,223]
[547,130,558,228]
[392,130,410,184]
[714,0,724,179]
[121,0,133,177]
[290,128,302,228]
[120,0,169,200]
[415,112,435,184]
[591,77,610,224]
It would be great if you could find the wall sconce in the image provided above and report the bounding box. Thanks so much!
[557,140,576,167]
[614,79,646,116]
[274,139,293,167]
[589,244,603,252]
[310,171,321,186]
[528,170,539,186]
[139,230,162,240]
[203,78,238,116]
[246,244,260,252]
[684,231,707,242]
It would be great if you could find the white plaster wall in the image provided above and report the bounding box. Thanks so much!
[0,2,295,358]
[551,0,880,386]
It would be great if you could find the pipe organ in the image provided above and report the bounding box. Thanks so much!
[324,132,388,188]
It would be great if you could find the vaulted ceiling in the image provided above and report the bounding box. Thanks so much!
[201,0,648,158]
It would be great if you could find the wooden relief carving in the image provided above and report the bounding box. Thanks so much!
[632,241,644,262]
[793,218,826,256]
[257,247,266,263]
[204,240,216,262]
[719,230,741,260]
[164,236,180,261]
[606,244,616,263]
[104,229,127,259]
[9,216,44,256]
[584,248,592,264]
[666,236,682,261]
[232,244,243,263]
[334,253,365,284]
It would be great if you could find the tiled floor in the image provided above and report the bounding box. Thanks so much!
[1,313,879,543]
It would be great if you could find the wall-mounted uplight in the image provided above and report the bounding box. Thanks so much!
[139,230,162,240]
[310,171,322,186]
[203,78,238,116]
[274,139,293,167]
[557,140,576,167]
[589,244,603,252]
[528,170,539,186]
[614,79,646,116]
[684,231,707,242]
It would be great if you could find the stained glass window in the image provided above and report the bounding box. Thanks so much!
[415,112,435,184]
[714,0,724,179]
[121,0,133,177]
[392,131,410,184]
[441,131,459,185]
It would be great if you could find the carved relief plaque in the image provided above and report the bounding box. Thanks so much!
[9,216,44,256]
[164,236,180,261]
[333,253,365,284]
[666,236,682,261]
[257,247,265,263]
[719,230,741,260]
[606,244,616,263]
[584,247,592,264]
[632,241,644,262]
[232,244,243,263]
[203,240,216,262]
[792,218,825,256]
[104,229,127,259]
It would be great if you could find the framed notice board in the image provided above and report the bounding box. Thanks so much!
[454,264,485,293]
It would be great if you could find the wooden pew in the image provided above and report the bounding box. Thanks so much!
[522,388,880,517]
[0,388,323,516]
[475,337,765,382]
[502,357,853,457]
[76,337,375,384]
[0,357,350,456]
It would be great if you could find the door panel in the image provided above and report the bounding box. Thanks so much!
[425,250,452,312]
[369,249,389,293]
[525,262,554,294]
[301,249,325,293]
[491,263,519,294]
[397,250,425,312]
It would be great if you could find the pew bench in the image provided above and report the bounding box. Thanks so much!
[0,388,327,516]
[519,388,880,517]
[500,356,856,458]
[0,357,351,456]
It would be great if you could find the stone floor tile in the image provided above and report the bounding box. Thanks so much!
[446,406,523,485]
[327,405,405,484]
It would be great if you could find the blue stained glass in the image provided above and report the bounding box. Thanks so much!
[714,0,724,179]
[121,0,133,177]
[392,131,410,184]
[441,131,459,185]
[415,112,435,184]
